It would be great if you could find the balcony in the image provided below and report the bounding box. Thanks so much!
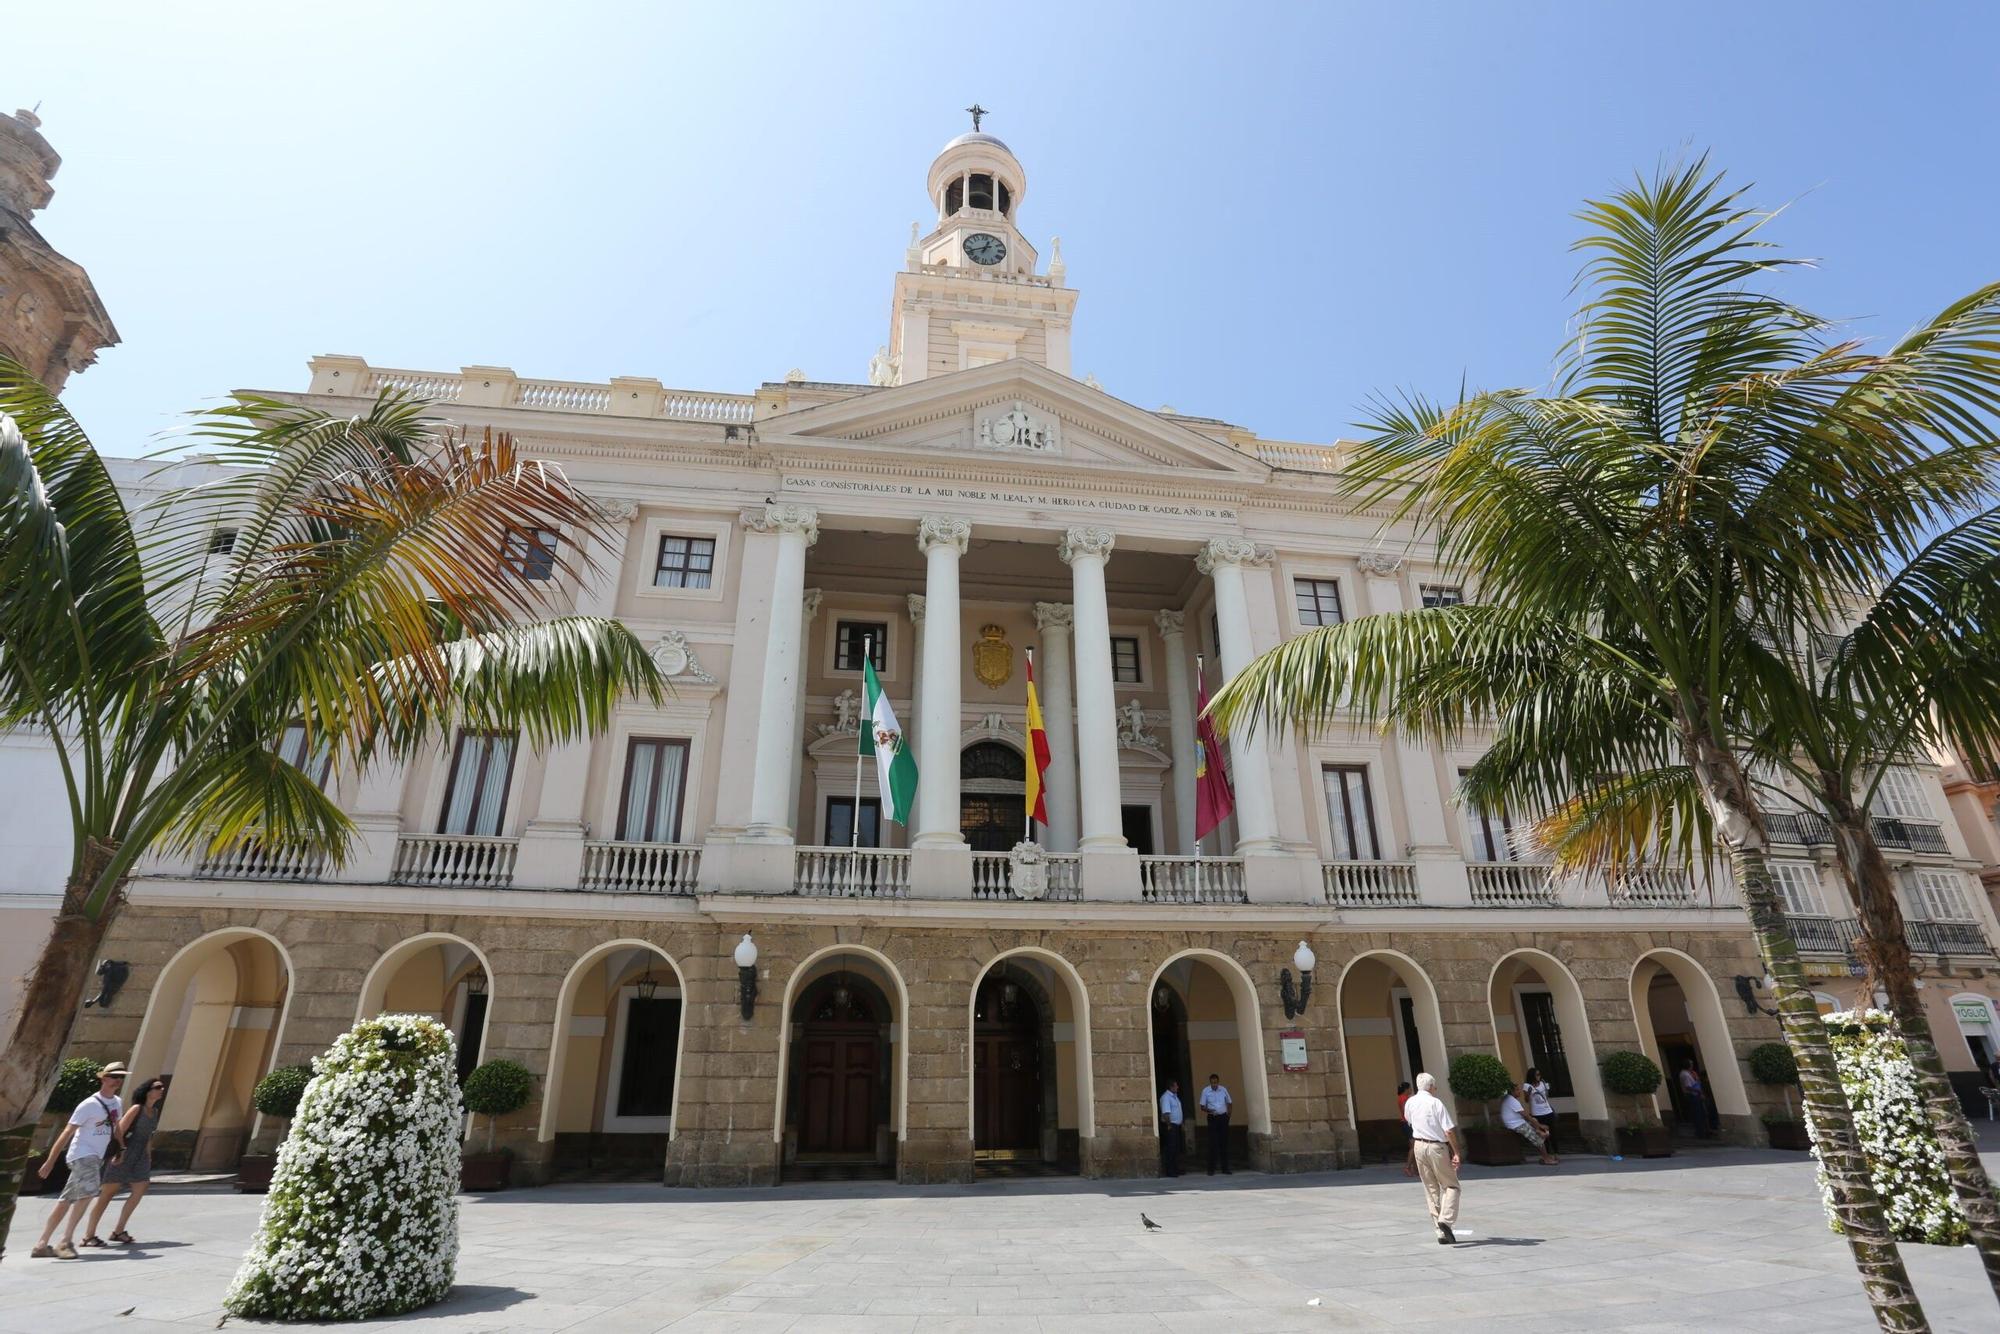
[795,847,910,899]
[1322,860,1419,907]
[1788,916,1993,960]
[1468,861,1559,907]
[1788,916,1861,955]
[579,841,700,895]
[1606,866,1697,907]
[1871,818,1951,855]
[971,851,1081,902]
[1766,811,1835,847]
[1139,856,1247,905]
[390,834,518,889]
[193,838,327,882]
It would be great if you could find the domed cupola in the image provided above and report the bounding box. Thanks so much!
[915,107,1036,276]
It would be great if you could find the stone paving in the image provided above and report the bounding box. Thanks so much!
[3,1148,1996,1332]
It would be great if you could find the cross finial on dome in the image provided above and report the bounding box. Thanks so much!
[965,103,988,132]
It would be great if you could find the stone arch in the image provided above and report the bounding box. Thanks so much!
[964,946,1096,1167]
[356,931,496,1074]
[125,926,294,1171]
[1335,948,1453,1145]
[770,942,911,1147]
[1484,948,1608,1125]
[538,940,689,1144]
[1144,948,1272,1136]
[1628,947,1752,1122]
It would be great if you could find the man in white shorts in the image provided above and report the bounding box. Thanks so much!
[32,1061,127,1259]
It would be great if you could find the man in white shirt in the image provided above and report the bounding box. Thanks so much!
[1198,1074,1233,1175]
[1401,1071,1462,1244]
[1500,1084,1559,1165]
[1158,1080,1185,1177]
[32,1061,127,1260]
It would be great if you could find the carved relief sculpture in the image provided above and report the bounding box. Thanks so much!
[972,624,1013,690]
[652,630,716,684]
[977,400,1059,451]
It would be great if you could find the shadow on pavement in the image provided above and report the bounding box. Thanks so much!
[376,1285,533,1322]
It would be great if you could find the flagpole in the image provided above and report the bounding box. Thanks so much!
[853,638,869,879]
[1193,652,1205,899]
[1025,645,1038,846]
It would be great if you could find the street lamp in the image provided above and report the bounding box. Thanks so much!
[1280,940,1316,1019]
[734,933,759,1020]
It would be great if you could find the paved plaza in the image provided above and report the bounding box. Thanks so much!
[3,1148,1996,1333]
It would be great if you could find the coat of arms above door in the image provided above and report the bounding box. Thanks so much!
[973,624,1013,689]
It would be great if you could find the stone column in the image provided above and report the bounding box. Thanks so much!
[790,588,824,837]
[1033,602,1079,853]
[1198,538,1281,855]
[1062,527,1140,898]
[913,516,970,849]
[1156,609,1198,856]
[743,503,819,843]
[906,593,927,763]
[517,499,635,889]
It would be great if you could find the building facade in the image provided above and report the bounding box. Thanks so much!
[34,127,2000,1183]
[0,107,117,393]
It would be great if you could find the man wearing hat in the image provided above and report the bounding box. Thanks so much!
[32,1062,126,1259]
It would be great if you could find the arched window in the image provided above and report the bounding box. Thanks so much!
[968,173,995,211]
[962,742,1025,781]
[945,178,963,216]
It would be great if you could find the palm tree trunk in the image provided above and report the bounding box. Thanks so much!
[1685,729,1928,1331]
[0,847,120,1264]
[1827,793,2000,1302]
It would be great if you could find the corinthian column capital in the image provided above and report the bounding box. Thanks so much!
[1034,601,1075,634]
[1057,526,1115,565]
[916,514,972,556]
[1196,536,1271,576]
[744,502,819,546]
[1153,608,1186,638]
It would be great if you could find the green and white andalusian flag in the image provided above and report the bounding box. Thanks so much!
[860,656,918,825]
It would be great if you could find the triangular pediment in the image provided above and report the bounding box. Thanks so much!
[760,360,1269,477]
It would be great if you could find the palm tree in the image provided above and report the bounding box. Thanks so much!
[1210,162,2000,1331]
[0,367,664,1259]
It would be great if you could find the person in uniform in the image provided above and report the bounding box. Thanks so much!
[1199,1074,1234,1175]
[1158,1080,1185,1177]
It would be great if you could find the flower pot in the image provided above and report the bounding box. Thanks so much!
[1764,1119,1811,1152]
[235,1154,277,1193]
[1617,1126,1674,1158]
[1461,1124,1525,1167]
[460,1150,512,1192]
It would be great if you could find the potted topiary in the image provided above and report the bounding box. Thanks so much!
[1601,1051,1672,1157]
[21,1057,102,1196]
[1747,1042,1808,1150]
[237,1064,315,1193]
[1447,1052,1524,1166]
[459,1059,533,1191]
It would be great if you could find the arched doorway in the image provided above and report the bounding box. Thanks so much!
[967,950,1090,1174]
[357,933,493,1083]
[539,941,686,1179]
[1487,950,1608,1148]
[127,929,292,1172]
[1337,950,1450,1162]
[1147,951,1272,1171]
[780,948,903,1179]
[961,740,1025,852]
[1629,949,1750,1138]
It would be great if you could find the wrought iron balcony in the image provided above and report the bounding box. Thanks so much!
[1765,811,1835,847]
[1871,818,1950,855]
[1788,916,1862,955]
[1788,916,1992,959]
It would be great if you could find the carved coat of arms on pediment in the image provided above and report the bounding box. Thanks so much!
[976,400,1059,453]
[972,624,1014,690]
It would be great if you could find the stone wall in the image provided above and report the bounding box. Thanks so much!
[61,903,1788,1185]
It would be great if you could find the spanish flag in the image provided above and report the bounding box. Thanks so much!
[1024,648,1052,829]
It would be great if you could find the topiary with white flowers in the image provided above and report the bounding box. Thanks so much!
[225,1014,463,1320]
[1810,1008,1966,1246]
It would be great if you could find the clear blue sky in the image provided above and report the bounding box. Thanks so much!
[16,2,1999,452]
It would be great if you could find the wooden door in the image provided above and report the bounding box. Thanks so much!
[800,1025,879,1156]
[975,1034,1041,1150]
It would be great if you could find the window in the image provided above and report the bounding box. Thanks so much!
[1913,870,1976,922]
[1420,584,1464,609]
[1111,635,1142,683]
[617,738,689,843]
[439,731,516,836]
[968,172,994,210]
[275,722,332,788]
[208,527,238,556]
[502,526,560,581]
[1770,861,1828,917]
[653,535,716,589]
[1458,769,1514,862]
[835,620,888,672]
[1872,767,1934,821]
[1321,765,1381,861]
[1517,991,1574,1097]
[1294,578,1344,627]
[826,796,881,849]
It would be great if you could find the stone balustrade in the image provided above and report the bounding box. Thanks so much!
[1138,855,1247,904]
[579,841,700,895]
[313,357,756,425]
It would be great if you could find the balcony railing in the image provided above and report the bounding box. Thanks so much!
[1468,861,1559,907]
[1766,811,1835,847]
[1322,860,1419,907]
[1872,818,1951,855]
[1906,920,1995,958]
[795,847,910,899]
[193,839,328,882]
[390,834,517,888]
[971,852,1082,902]
[1607,866,1697,907]
[1789,916,1861,955]
[579,841,699,895]
[1139,856,1247,904]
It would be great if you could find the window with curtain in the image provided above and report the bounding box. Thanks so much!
[1457,768,1514,862]
[1872,767,1935,821]
[276,721,333,788]
[1110,635,1142,683]
[1321,765,1381,861]
[1420,584,1464,609]
[617,737,689,843]
[1770,861,1829,917]
[502,526,560,581]
[1913,870,1976,922]
[440,731,517,836]
[653,535,716,589]
[1294,578,1344,627]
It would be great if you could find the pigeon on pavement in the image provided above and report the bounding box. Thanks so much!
[1141,1213,1163,1231]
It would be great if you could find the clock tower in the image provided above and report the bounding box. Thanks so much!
[881,111,1078,386]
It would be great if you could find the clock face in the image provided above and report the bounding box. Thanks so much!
[963,232,1007,266]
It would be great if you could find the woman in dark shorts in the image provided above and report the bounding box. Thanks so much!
[83,1075,169,1247]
